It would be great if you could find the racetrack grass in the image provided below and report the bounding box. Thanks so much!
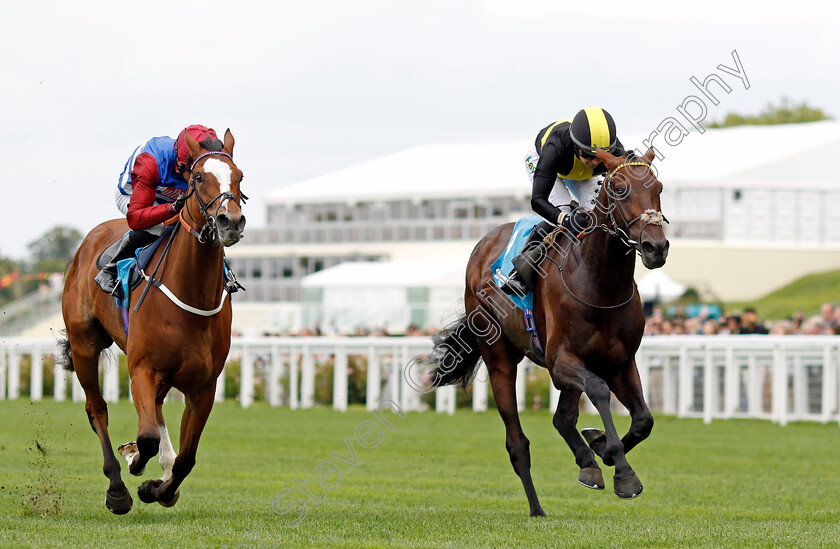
[2,399,840,548]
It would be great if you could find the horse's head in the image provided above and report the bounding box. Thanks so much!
[594,148,669,269]
[184,129,247,246]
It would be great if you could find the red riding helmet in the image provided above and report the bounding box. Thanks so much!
[175,124,220,174]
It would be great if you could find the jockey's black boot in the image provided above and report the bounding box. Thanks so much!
[94,231,154,298]
[501,241,547,296]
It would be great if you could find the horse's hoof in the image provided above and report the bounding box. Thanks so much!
[578,467,605,490]
[105,488,133,515]
[118,442,145,476]
[614,472,643,499]
[138,479,164,504]
[530,507,546,517]
[159,489,180,508]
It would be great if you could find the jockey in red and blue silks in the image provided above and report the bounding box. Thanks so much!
[95,125,224,296]
[116,124,220,234]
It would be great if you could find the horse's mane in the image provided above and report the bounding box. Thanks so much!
[198,137,224,152]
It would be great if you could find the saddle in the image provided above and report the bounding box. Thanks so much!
[96,227,174,298]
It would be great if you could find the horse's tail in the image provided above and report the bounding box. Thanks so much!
[56,331,74,372]
[430,314,483,389]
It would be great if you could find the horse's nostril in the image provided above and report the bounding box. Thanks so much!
[642,242,656,255]
[216,214,231,230]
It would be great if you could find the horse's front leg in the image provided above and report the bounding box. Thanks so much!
[153,397,181,506]
[610,360,654,455]
[583,373,643,499]
[581,361,653,463]
[552,387,604,490]
[123,367,161,477]
[138,382,216,505]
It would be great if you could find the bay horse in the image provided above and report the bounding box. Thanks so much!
[430,148,668,516]
[59,130,246,514]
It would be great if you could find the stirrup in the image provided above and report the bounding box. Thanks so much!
[223,258,245,294]
[500,271,528,297]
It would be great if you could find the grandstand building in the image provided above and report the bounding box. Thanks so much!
[226,120,840,333]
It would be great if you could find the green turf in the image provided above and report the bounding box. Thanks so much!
[726,268,840,320]
[1,399,839,548]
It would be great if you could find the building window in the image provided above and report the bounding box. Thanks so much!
[449,200,472,219]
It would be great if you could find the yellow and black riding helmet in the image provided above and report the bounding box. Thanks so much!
[569,107,618,158]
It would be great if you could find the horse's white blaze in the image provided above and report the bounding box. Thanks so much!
[158,422,176,481]
[202,157,233,210]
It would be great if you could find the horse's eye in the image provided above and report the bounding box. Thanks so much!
[194,173,202,183]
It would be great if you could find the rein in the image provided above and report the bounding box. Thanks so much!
[542,160,666,310]
[130,150,244,316]
[599,161,668,254]
[133,221,230,317]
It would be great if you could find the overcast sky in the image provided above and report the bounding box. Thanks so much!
[1,0,838,260]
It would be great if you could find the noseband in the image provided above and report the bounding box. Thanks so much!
[554,160,668,310]
[600,161,668,255]
[180,151,248,244]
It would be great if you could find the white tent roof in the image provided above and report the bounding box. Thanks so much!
[637,270,687,302]
[266,142,528,205]
[267,121,840,205]
[301,260,466,289]
[652,120,840,185]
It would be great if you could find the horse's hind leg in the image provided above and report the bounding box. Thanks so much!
[484,346,545,517]
[72,342,133,514]
[583,374,643,499]
[139,382,215,505]
[552,387,604,490]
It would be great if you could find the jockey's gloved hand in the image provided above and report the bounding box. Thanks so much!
[558,210,593,233]
[169,195,188,214]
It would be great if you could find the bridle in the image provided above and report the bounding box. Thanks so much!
[135,150,247,316]
[178,151,248,244]
[595,160,668,255]
[550,159,668,310]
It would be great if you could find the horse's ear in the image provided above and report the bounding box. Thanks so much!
[185,132,203,162]
[643,148,656,164]
[223,129,234,156]
[594,148,621,170]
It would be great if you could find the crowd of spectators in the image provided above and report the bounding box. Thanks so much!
[239,324,438,338]
[644,302,840,336]
[236,306,840,338]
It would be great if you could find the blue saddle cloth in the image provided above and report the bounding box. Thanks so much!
[490,215,542,311]
[114,226,174,311]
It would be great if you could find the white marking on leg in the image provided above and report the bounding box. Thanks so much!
[201,158,232,209]
[158,423,177,481]
[118,441,139,468]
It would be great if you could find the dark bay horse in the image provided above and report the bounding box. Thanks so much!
[59,130,246,514]
[430,148,668,516]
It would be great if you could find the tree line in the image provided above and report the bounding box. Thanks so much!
[0,226,82,307]
[709,97,832,128]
